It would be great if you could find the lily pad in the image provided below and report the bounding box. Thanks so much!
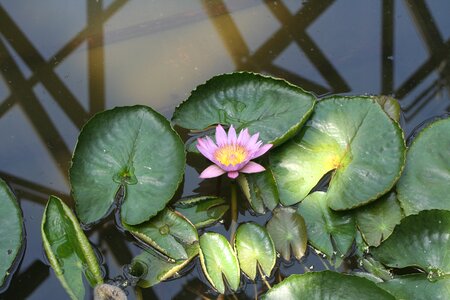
[378,274,450,300]
[70,105,185,225]
[41,196,103,300]
[199,232,240,294]
[122,208,198,261]
[356,191,403,247]
[371,95,402,122]
[371,210,450,275]
[270,96,405,208]
[297,192,356,260]
[130,243,199,288]
[397,117,450,215]
[237,170,279,214]
[234,222,276,280]
[262,271,395,300]
[172,72,316,148]
[172,196,229,229]
[0,178,23,287]
[266,207,307,261]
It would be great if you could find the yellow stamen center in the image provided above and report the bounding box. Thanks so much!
[214,145,248,166]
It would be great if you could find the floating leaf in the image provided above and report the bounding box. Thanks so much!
[270,96,405,208]
[0,178,23,287]
[172,196,229,229]
[266,207,307,261]
[356,191,403,247]
[234,222,276,280]
[371,95,401,122]
[130,243,199,288]
[199,232,240,294]
[172,72,316,148]
[122,208,198,261]
[360,257,393,281]
[41,196,103,300]
[70,105,185,225]
[371,210,450,275]
[297,192,356,259]
[397,117,450,215]
[262,271,395,300]
[378,274,450,300]
[237,170,279,214]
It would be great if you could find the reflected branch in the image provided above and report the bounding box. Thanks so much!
[2,260,49,299]
[381,0,394,94]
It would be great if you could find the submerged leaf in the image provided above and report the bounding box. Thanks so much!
[199,232,240,294]
[173,196,229,229]
[41,196,103,300]
[237,170,279,214]
[297,192,356,260]
[123,208,198,261]
[0,178,23,287]
[266,207,307,261]
[270,96,405,208]
[371,210,450,275]
[262,271,395,300]
[70,105,185,225]
[397,117,450,215]
[234,222,276,280]
[172,72,316,148]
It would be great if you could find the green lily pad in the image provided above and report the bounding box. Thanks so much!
[378,274,450,300]
[356,191,403,247]
[371,95,402,122]
[270,96,406,208]
[397,117,450,215]
[297,192,356,260]
[199,232,240,294]
[41,196,103,300]
[266,207,307,261]
[0,178,23,287]
[172,72,316,148]
[70,105,185,225]
[130,243,199,288]
[262,271,395,300]
[122,208,198,261]
[172,196,229,229]
[237,170,279,214]
[234,222,276,280]
[371,210,450,275]
[360,257,393,281]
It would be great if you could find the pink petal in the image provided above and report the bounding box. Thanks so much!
[227,171,239,179]
[199,164,226,178]
[197,138,215,162]
[228,125,237,144]
[237,128,251,145]
[247,132,260,149]
[251,144,273,159]
[239,161,266,174]
[215,125,227,146]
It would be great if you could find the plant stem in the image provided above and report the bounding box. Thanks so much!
[230,181,238,244]
[135,286,143,300]
[258,264,272,290]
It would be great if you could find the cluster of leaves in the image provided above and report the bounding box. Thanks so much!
[1,72,449,299]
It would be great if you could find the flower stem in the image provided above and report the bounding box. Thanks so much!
[258,264,272,290]
[230,181,238,244]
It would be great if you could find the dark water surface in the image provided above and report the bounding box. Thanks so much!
[0,1,449,299]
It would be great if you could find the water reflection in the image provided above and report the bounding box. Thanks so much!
[0,0,449,299]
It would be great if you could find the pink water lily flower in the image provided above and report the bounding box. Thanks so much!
[196,125,273,179]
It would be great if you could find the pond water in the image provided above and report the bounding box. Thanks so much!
[0,1,449,299]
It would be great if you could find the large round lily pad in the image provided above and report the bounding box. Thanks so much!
[122,208,198,261]
[397,117,450,215]
[0,178,23,287]
[41,196,103,300]
[70,105,185,225]
[371,210,450,275]
[199,232,240,294]
[234,222,276,280]
[172,72,316,147]
[266,207,307,261]
[378,274,450,299]
[270,96,405,208]
[262,271,395,300]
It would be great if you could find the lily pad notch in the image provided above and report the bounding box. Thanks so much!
[70,105,186,225]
